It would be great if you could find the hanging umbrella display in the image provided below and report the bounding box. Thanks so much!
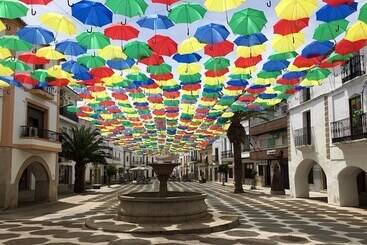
[345,21,367,42]
[0,36,32,51]
[229,8,267,35]
[36,46,65,60]
[137,14,174,30]
[204,40,234,57]
[56,40,86,56]
[20,0,51,15]
[313,19,348,41]
[106,0,148,18]
[104,24,139,41]
[316,2,357,22]
[195,23,230,44]
[359,2,367,24]
[173,53,201,63]
[124,41,152,59]
[17,26,54,45]
[77,55,106,68]
[178,37,205,54]
[98,45,127,60]
[139,53,163,65]
[76,31,110,49]
[39,13,76,36]
[72,0,112,29]
[147,35,177,56]
[273,18,309,35]
[301,41,334,58]
[18,53,49,65]
[335,39,367,55]
[0,48,11,59]
[275,0,318,20]
[0,64,14,76]
[272,33,305,53]
[0,0,28,19]
[234,33,267,46]
[269,51,298,61]
[0,58,31,72]
[205,0,244,21]
[305,68,331,80]
[168,2,206,35]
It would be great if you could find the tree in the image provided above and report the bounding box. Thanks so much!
[227,111,269,193]
[61,126,110,193]
[106,165,117,187]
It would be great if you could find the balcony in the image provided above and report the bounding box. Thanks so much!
[60,106,78,122]
[221,150,233,159]
[17,126,62,152]
[20,126,61,142]
[341,55,366,83]
[29,87,56,100]
[331,113,367,143]
[294,127,313,147]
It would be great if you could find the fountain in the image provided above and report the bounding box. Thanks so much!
[85,153,239,234]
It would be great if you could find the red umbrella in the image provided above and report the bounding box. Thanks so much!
[273,18,309,35]
[277,78,299,85]
[163,91,180,98]
[90,67,114,78]
[21,0,52,15]
[322,0,353,6]
[104,24,139,41]
[100,100,115,106]
[235,55,262,68]
[148,96,163,103]
[18,53,49,65]
[335,39,367,55]
[152,0,178,4]
[293,55,323,68]
[112,92,128,100]
[148,35,177,56]
[151,73,173,80]
[79,93,94,99]
[205,68,228,77]
[14,73,38,86]
[204,40,234,57]
[141,82,159,89]
[319,60,345,68]
[87,86,105,92]
[238,95,256,102]
[182,83,201,91]
[139,53,164,66]
[48,78,69,87]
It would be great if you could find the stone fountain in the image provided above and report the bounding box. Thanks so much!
[85,153,239,234]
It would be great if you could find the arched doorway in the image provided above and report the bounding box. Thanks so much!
[294,159,328,201]
[338,166,367,207]
[17,159,50,206]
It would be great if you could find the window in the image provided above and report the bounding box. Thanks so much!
[59,165,71,184]
[303,110,312,145]
[215,148,219,162]
[342,54,365,83]
[302,87,311,102]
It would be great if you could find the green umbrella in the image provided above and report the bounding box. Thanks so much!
[0,58,31,71]
[77,55,105,68]
[66,105,79,113]
[179,73,201,84]
[204,57,230,70]
[229,8,267,35]
[147,63,172,75]
[313,19,348,41]
[127,73,147,81]
[106,0,148,18]
[358,2,367,24]
[124,41,151,59]
[327,52,353,63]
[269,51,298,61]
[168,2,206,35]
[257,70,281,79]
[0,0,28,19]
[76,32,110,50]
[0,35,32,51]
[229,73,251,80]
[31,69,50,82]
[306,68,331,81]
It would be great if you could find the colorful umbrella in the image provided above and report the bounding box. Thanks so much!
[148,35,177,56]
[124,41,152,59]
[0,48,11,59]
[137,14,174,30]
[359,2,367,23]
[273,18,309,35]
[204,57,230,70]
[204,0,244,12]
[302,41,334,58]
[194,23,230,44]
[275,0,318,21]
[56,40,86,56]
[76,31,110,49]
[269,51,298,61]
[345,21,367,42]
[335,39,367,55]
[36,46,65,60]
[178,37,205,54]
[104,23,139,41]
[0,0,28,19]
[272,33,305,52]
[17,26,54,45]
[234,33,267,46]
[316,2,357,22]
[0,58,31,71]
[306,68,331,80]
[40,13,76,36]
[313,19,348,41]
[18,53,49,65]
[204,40,234,57]
[106,0,148,18]
[173,53,202,63]
[72,0,112,28]
[0,35,32,51]
[77,55,106,68]
[229,8,267,35]
[107,58,135,70]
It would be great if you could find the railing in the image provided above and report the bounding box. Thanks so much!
[341,55,366,83]
[59,106,78,122]
[221,150,233,158]
[331,113,367,143]
[294,127,312,147]
[20,126,61,142]
[250,104,288,127]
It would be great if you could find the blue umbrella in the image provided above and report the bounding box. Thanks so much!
[72,0,112,28]
[194,23,230,44]
[316,2,358,22]
[137,14,174,30]
[62,60,90,79]
[56,40,86,56]
[107,58,135,70]
[172,53,202,63]
[234,33,267,46]
[227,79,248,87]
[302,41,334,58]
[263,60,290,72]
[17,26,54,45]
[282,71,307,80]
[258,93,278,99]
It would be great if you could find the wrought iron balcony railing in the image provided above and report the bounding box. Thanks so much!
[331,113,367,143]
[20,126,61,142]
[294,127,312,147]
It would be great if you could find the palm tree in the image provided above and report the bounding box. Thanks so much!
[227,111,270,193]
[61,125,110,193]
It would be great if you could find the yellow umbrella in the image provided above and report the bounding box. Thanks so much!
[40,13,76,36]
[236,44,266,58]
[47,65,72,79]
[0,64,14,76]
[254,77,276,85]
[345,21,367,42]
[231,65,257,75]
[221,111,234,118]
[299,78,321,87]
[288,64,311,71]
[178,37,205,54]
[0,48,11,59]
[223,89,242,96]
[275,0,318,20]
[272,33,305,53]
[177,63,201,75]
[102,73,123,85]
[213,104,228,110]
[37,47,65,60]
[0,80,10,88]
[203,76,225,86]
[0,20,6,32]
[98,45,127,60]
[205,0,245,12]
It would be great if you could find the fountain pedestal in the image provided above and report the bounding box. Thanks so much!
[150,163,178,196]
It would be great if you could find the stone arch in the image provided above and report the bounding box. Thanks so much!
[294,159,327,199]
[15,156,52,206]
[337,166,367,207]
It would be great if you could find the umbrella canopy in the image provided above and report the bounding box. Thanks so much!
[168,2,206,24]
[148,35,177,56]
[107,58,135,70]
[204,40,234,57]
[272,33,305,53]
[306,68,331,80]
[173,53,202,63]
[104,24,139,41]
[76,31,110,49]
[0,0,28,19]
[106,0,148,18]
[234,33,267,46]
[137,14,174,30]
[178,37,205,54]
[302,41,334,58]
[77,55,106,68]
[18,53,49,65]
[204,57,230,70]
[124,41,152,59]
[275,0,318,20]
[359,2,367,23]
[0,58,31,72]
[323,0,353,6]
[204,0,244,12]
[313,19,348,41]
[0,48,11,59]
[194,23,230,44]
[316,2,357,22]
[263,60,290,72]
[273,18,309,35]
[36,46,65,60]
[0,35,32,51]
[335,39,367,55]
[62,60,89,75]
[269,51,298,61]
[56,40,86,56]
[139,53,163,65]
[17,26,55,45]
[72,0,112,27]
[345,21,367,42]
[229,8,267,35]
[40,13,76,36]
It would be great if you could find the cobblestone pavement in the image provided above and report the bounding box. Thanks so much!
[1,181,367,245]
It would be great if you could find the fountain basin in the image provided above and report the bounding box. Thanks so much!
[118,191,208,223]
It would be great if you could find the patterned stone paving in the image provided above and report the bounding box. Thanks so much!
[0,181,367,244]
